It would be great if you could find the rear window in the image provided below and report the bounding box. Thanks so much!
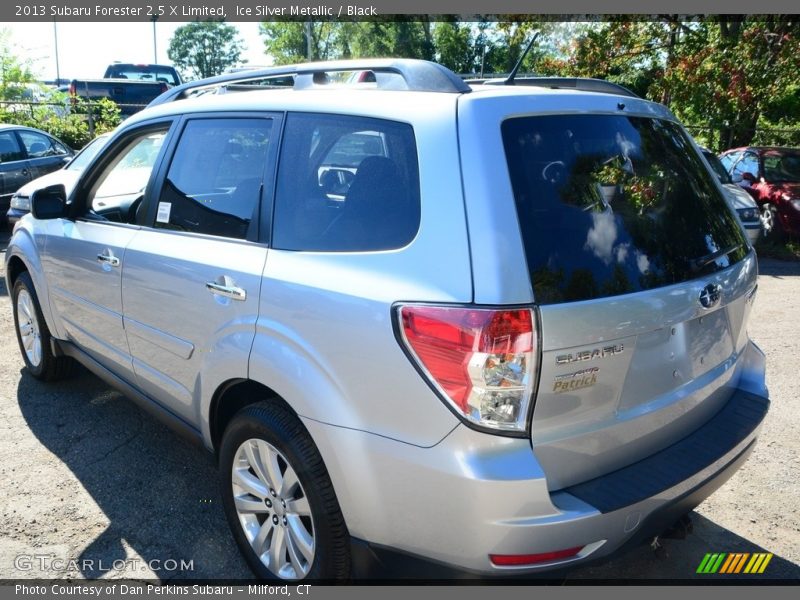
[502,115,748,304]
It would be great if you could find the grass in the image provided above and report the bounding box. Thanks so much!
[755,235,800,261]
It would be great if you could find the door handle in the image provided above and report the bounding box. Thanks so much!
[97,252,120,267]
[206,281,246,301]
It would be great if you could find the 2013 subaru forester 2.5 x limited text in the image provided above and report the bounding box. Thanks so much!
[5,59,770,581]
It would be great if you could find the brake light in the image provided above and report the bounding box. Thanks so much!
[490,546,583,567]
[398,305,538,433]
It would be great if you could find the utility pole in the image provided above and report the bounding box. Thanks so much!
[53,19,61,83]
[305,21,312,60]
[151,15,158,63]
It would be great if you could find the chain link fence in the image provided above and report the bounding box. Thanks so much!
[684,124,800,151]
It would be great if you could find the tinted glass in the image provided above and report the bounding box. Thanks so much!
[702,150,732,184]
[107,66,180,86]
[19,130,67,158]
[763,150,800,183]
[502,115,748,304]
[0,132,25,163]
[273,113,420,252]
[155,118,272,239]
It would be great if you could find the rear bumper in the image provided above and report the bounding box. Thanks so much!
[305,341,769,577]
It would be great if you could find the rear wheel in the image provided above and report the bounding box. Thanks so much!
[219,402,351,581]
[12,271,74,381]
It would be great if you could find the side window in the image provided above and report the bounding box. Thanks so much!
[273,113,421,252]
[0,132,25,163]
[733,152,759,179]
[87,129,168,221]
[719,152,739,173]
[19,130,68,158]
[154,118,272,240]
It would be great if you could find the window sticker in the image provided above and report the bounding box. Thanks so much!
[156,202,172,224]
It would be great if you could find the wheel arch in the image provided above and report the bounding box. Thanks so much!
[209,378,296,456]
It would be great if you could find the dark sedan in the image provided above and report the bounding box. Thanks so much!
[0,125,73,225]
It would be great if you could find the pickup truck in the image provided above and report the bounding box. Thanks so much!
[69,64,182,116]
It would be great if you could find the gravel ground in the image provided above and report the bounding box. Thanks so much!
[0,230,798,582]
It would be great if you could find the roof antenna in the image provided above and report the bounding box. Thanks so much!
[504,31,540,86]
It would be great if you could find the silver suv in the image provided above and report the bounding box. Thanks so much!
[5,60,769,581]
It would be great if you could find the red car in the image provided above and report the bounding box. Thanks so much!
[719,146,800,238]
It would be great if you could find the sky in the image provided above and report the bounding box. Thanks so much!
[4,22,270,82]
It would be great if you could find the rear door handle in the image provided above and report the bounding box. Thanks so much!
[97,252,120,267]
[206,281,246,301]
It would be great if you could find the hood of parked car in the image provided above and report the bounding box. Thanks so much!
[13,169,82,200]
[722,183,758,210]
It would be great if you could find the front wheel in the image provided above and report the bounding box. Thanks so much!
[219,402,351,581]
[12,271,74,381]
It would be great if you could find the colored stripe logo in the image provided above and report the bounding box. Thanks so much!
[696,552,773,574]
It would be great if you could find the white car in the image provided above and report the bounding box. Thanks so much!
[701,148,762,244]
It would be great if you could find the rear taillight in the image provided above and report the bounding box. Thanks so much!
[398,305,538,433]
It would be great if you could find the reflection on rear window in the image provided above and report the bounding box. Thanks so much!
[502,115,747,304]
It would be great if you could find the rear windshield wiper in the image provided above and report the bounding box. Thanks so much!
[690,243,741,273]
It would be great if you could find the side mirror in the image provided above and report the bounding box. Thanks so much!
[30,184,68,220]
[61,155,73,166]
[741,172,757,183]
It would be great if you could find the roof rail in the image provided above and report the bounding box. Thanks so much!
[149,59,471,107]
[479,77,640,99]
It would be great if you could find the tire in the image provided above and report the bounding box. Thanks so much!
[11,271,74,381]
[219,402,351,581]
[760,203,784,240]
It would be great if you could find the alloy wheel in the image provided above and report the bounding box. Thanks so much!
[231,439,315,579]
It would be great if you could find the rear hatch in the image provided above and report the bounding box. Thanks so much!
[497,110,757,490]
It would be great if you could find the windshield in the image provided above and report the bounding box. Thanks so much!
[67,135,110,172]
[502,114,748,304]
[763,150,800,183]
[702,150,732,184]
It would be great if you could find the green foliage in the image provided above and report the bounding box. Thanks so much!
[556,18,800,150]
[0,29,36,100]
[0,92,121,150]
[167,21,245,80]
[260,22,342,64]
[434,22,476,73]
[259,21,435,65]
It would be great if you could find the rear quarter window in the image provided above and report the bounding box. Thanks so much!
[502,114,748,304]
[272,113,420,252]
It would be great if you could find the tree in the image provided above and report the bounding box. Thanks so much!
[557,18,800,149]
[0,29,36,100]
[167,22,245,80]
[259,22,342,64]
[259,21,436,65]
[434,22,476,74]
